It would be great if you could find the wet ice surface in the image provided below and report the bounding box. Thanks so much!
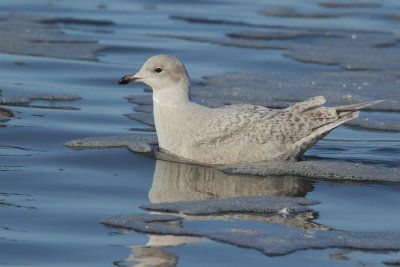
[194,71,399,111]
[0,14,106,60]
[168,12,400,71]
[1,0,400,266]
[222,161,400,182]
[65,134,157,149]
[103,212,400,256]
[141,196,319,215]
[383,259,400,266]
[319,1,382,9]
[0,94,81,108]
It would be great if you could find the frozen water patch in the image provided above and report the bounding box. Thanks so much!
[102,211,400,257]
[346,118,400,132]
[0,94,81,110]
[141,196,319,215]
[155,31,400,71]
[383,259,400,266]
[39,17,114,26]
[0,14,107,60]
[319,2,381,8]
[127,141,153,153]
[102,213,198,237]
[386,14,400,20]
[170,15,392,35]
[209,231,400,256]
[195,71,399,108]
[284,37,400,71]
[228,33,400,71]
[259,7,346,18]
[0,192,36,210]
[227,30,340,40]
[221,161,400,182]
[165,15,399,71]
[65,134,158,150]
[259,4,395,19]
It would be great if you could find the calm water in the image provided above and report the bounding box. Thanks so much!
[1,0,400,266]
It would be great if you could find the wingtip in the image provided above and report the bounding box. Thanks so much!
[335,99,384,111]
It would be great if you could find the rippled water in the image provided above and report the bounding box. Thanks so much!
[1,0,400,266]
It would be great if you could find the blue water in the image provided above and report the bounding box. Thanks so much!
[1,0,400,266]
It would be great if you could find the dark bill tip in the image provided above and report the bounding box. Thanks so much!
[118,74,137,85]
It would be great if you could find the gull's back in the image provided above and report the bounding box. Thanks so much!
[172,96,376,164]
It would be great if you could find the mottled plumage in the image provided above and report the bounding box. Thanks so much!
[119,55,381,164]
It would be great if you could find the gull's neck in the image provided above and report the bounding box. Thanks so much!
[152,79,191,108]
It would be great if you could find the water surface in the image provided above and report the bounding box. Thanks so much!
[1,0,399,266]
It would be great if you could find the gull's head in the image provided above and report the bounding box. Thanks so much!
[118,55,190,91]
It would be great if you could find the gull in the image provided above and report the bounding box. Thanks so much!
[118,55,381,164]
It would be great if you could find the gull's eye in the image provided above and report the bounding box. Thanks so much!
[154,67,163,73]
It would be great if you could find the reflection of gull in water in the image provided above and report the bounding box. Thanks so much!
[149,160,311,202]
[116,160,327,266]
[148,160,323,230]
[119,55,381,164]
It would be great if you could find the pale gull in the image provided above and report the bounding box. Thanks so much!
[118,55,381,164]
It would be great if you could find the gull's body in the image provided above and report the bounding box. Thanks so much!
[119,55,380,164]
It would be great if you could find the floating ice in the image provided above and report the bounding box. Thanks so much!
[221,161,400,182]
[141,196,319,215]
[39,17,114,26]
[65,134,158,148]
[165,15,399,71]
[285,37,400,71]
[385,14,400,20]
[209,230,400,256]
[319,2,382,8]
[102,213,199,237]
[259,8,344,18]
[104,213,182,224]
[127,140,153,153]
[102,211,400,256]
[170,15,391,35]
[383,259,400,266]
[0,94,81,107]
[196,71,399,108]
[0,14,107,60]
[227,30,338,40]
[228,33,400,71]
[0,192,36,210]
[346,118,400,132]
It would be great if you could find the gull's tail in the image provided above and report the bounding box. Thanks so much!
[289,99,383,160]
